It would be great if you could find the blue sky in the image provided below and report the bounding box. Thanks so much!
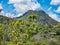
[0,0,60,22]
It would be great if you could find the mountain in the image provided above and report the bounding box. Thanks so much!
[0,10,60,45]
[0,10,58,25]
[17,10,58,25]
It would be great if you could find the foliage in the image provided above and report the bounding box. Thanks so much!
[0,14,60,45]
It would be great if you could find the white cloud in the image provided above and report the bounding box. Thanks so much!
[50,0,60,5]
[55,6,60,13]
[17,13,24,17]
[0,4,4,15]
[49,12,60,22]
[9,0,23,3]
[0,4,2,9]
[5,13,14,18]
[8,0,41,16]
[5,13,22,18]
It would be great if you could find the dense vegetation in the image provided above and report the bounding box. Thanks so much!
[0,10,60,45]
[0,15,60,45]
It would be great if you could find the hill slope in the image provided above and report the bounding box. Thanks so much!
[0,10,60,45]
[0,15,15,24]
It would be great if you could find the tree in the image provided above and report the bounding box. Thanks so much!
[28,15,37,21]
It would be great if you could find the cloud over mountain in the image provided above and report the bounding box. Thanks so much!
[8,0,41,16]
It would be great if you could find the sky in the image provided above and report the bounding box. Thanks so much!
[0,0,60,22]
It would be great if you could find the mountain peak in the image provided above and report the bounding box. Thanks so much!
[17,10,58,25]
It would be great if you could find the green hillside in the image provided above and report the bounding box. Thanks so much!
[0,10,60,45]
